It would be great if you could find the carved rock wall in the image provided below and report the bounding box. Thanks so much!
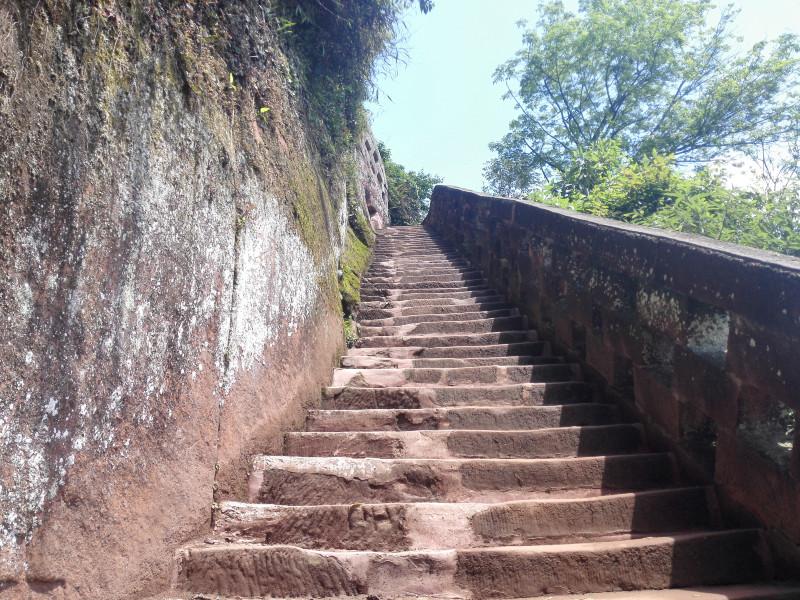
[0,2,385,598]
[355,131,389,230]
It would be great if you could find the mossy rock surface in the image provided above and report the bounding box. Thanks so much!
[350,208,376,247]
[340,226,372,316]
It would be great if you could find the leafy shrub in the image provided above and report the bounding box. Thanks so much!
[533,142,800,257]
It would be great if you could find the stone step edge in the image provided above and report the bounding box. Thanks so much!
[305,405,617,429]
[160,584,800,600]
[174,529,766,598]
[323,381,589,394]
[211,486,717,550]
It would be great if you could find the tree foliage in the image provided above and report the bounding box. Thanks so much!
[275,0,433,159]
[486,0,800,196]
[533,142,800,256]
[378,142,442,225]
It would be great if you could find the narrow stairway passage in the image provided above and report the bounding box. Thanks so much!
[173,225,800,599]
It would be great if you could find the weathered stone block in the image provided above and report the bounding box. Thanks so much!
[673,347,737,432]
[727,317,799,412]
[427,184,800,549]
[633,365,680,438]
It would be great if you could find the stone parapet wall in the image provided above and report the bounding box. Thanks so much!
[425,185,800,561]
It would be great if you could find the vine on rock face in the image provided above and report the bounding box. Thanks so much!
[272,0,433,167]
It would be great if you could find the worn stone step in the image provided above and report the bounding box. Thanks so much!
[175,530,765,598]
[359,315,526,337]
[532,584,800,600]
[363,272,483,284]
[340,355,561,369]
[392,286,493,296]
[361,279,486,292]
[371,254,463,261]
[346,341,549,359]
[306,404,621,432]
[365,271,472,278]
[365,271,475,280]
[359,308,518,327]
[364,286,494,297]
[248,453,676,504]
[366,270,482,281]
[331,364,579,388]
[359,295,506,310]
[284,425,644,459]
[356,330,536,348]
[322,382,594,409]
[371,253,469,259]
[373,250,470,262]
[361,288,496,302]
[172,225,780,600]
[168,582,800,600]
[214,487,714,551]
[359,301,512,319]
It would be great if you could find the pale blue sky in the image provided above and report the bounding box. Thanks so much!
[367,0,800,191]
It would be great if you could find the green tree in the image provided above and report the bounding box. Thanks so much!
[533,149,800,257]
[639,173,800,256]
[485,0,800,196]
[378,142,442,225]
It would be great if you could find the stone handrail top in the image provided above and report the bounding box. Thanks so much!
[432,185,800,274]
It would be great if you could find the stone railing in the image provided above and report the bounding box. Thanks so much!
[425,185,800,560]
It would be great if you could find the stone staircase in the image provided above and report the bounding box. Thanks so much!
[172,226,800,599]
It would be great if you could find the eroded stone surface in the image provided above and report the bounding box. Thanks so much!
[0,3,387,595]
[173,226,785,599]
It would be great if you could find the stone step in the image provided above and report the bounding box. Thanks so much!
[391,285,492,295]
[369,255,468,262]
[215,487,715,551]
[361,278,486,291]
[359,308,518,327]
[363,271,483,284]
[366,268,482,278]
[172,225,780,600]
[331,364,579,388]
[361,288,496,302]
[247,453,676,504]
[359,295,506,309]
[340,355,561,369]
[306,404,621,432]
[358,315,526,337]
[364,285,494,296]
[532,584,800,600]
[165,583,800,600]
[368,264,473,273]
[370,253,463,261]
[359,302,512,320]
[346,341,549,359]
[356,330,536,348]
[322,382,594,409]
[364,270,481,279]
[284,425,644,459]
[175,530,766,598]
[362,262,482,281]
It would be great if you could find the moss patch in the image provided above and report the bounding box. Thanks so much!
[340,226,371,317]
[351,208,375,247]
[343,317,359,348]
